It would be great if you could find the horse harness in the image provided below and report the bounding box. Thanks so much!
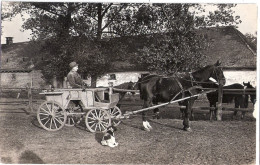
[136,73,202,100]
[170,73,200,100]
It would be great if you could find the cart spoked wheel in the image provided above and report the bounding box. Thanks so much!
[65,101,84,127]
[108,106,122,126]
[37,101,67,131]
[85,109,111,133]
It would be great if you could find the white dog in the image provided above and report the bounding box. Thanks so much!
[101,126,118,148]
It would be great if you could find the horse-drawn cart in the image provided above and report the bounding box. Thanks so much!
[37,61,228,133]
[37,88,121,132]
[37,85,217,133]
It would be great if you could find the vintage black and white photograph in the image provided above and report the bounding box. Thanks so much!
[0,1,258,164]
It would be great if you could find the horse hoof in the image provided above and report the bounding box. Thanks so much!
[183,127,192,132]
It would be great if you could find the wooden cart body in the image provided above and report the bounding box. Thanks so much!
[40,88,119,110]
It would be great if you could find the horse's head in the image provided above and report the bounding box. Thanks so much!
[209,60,226,85]
[132,81,139,90]
[193,60,226,85]
[243,81,254,88]
[132,77,143,91]
[243,81,256,104]
[128,81,136,95]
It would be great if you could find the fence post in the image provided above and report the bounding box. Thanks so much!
[27,83,33,113]
[216,79,224,120]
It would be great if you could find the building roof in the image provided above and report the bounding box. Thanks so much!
[0,26,256,72]
[0,69,32,73]
[1,42,31,70]
[197,26,256,68]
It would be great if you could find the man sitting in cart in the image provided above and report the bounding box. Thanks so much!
[67,61,86,88]
[67,61,109,103]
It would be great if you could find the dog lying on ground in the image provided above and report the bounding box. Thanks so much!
[101,125,118,148]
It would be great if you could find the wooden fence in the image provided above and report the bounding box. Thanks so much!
[0,84,44,114]
[0,84,257,120]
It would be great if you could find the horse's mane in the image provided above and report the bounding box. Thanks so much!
[192,65,213,75]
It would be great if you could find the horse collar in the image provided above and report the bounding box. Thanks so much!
[173,74,185,98]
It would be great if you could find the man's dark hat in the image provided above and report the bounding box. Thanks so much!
[69,62,78,69]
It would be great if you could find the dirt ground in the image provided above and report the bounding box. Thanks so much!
[0,96,256,164]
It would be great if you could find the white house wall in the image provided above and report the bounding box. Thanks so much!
[96,71,257,88]
[224,70,257,87]
[97,72,144,87]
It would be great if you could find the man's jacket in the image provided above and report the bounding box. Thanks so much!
[67,71,83,88]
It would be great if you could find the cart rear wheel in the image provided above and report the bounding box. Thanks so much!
[85,109,111,133]
[37,101,67,131]
[65,101,84,127]
[108,106,122,126]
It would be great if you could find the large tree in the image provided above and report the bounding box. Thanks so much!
[2,2,241,85]
[125,4,242,73]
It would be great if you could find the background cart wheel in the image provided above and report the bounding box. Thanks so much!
[37,101,67,131]
[85,109,111,133]
[108,106,122,126]
[65,101,84,127]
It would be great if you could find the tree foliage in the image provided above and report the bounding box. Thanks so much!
[127,4,241,73]
[2,2,242,84]
[245,33,257,48]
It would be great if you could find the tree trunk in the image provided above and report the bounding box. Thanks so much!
[97,3,102,40]
[91,75,97,87]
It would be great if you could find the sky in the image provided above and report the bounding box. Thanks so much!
[0,2,258,44]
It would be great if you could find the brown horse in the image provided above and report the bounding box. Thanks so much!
[136,60,226,132]
[113,82,135,102]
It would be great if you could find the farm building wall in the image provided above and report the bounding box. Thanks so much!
[0,70,47,88]
[224,70,257,87]
[0,72,31,88]
[96,72,147,87]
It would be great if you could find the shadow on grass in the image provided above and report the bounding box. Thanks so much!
[30,115,44,130]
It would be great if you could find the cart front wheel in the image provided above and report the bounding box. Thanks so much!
[85,109,111,133]
[37,101,67,131]
[108,106,122,126]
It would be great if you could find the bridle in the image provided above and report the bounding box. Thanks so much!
[210,66,225,84]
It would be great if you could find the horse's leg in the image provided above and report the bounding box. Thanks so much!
[233,97,239,117]
[209,102,217,121]
[209,103,213,121]
[240,95,248,119]
[191,99,195,121]
[153,100,160,119]
[153,108,160,119]
[179,102,185,119]
[182,99,193,132]
[214,103,217,120]
[142,99,153,131]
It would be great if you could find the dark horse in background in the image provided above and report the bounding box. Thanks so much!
[201,80,248,120]
[136,60,226,132]
[243,82,257,118]
[114,82,135,101]
[243,82,256,105]
[112,82,136,108]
